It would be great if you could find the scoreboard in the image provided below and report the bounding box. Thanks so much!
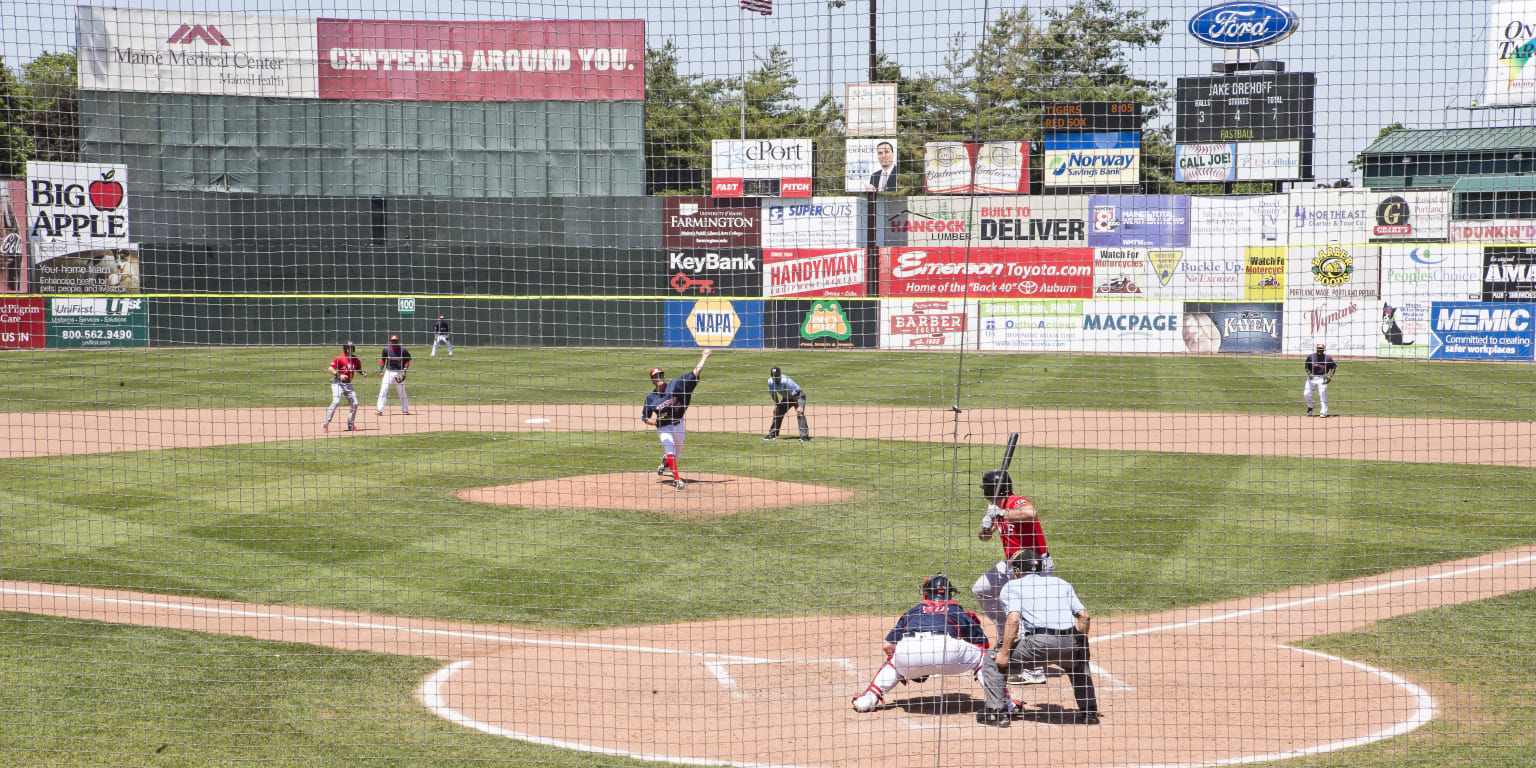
[1041,102,1143,132]
[1175,72,1315,143]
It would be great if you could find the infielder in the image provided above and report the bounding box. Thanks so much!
[974,468,1054,685]
[431,315,453,357]
[852,574,991,713]
[642,349,711,491]
[977,549,1099,727]
[764,366,810,441]
[322,341,366,432]
[377,334,412,415]
[1303,342,1337,417]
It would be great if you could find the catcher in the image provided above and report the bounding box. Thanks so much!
[1302,342,1336,418]
[851,574,991,713]
[376,334,412,415]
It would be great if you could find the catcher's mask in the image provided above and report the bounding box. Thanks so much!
[342,341,355,354]
[1008,549,1043,578]
[980,469,1013,503]
[922,574,953,601]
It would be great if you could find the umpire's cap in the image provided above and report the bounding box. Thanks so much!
[770,366,782,379]
[981,469,1013,502]
[1008,548,1043,578]
[922,574,953,601]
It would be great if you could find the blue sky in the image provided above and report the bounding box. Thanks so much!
[6,0,1534,182]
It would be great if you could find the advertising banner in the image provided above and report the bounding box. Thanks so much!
[880,299,977,350]
[892,196,1088,248]
[1374,299,1432,358]
[0,180,26,293]
[1243,246,1286,301]
[1079,299,1185,353]
[1093,248,1148,297]
[1142,248,1245,301]
[1450,219,1536,244]
[1430,301,1535,360]
[1181,301,1284,354]
[1283,297,1377,355]
[1482,245,1536,301]
[1483,1,1536,108]
[1381,245,1483,302]
[26,162,130,265]
[978,300,1082,352]
[1288,189,1372,244]
[1369,190,1450,241]
[767,298,878,349]
[1191,194,1287,248]
[763,248,865,297]
[1286,244,1378,300]
[36,246,142,294]
[713,140,813,198]
[762,197,861,248]
[664,248,761,297]
[1235,140,1303,181]
[846,139,900,193]
[1043,132,1140,187]
[78,7,320,98]
[880,247,1093,299]
[47,296,150,348]
[663,298,764,349]
[663,197,760,249]
[923,141,1028,194]
[0,296,45,349]
[1174,143,1234,182]
[316,18,644,101]
[1087,195,1191,248]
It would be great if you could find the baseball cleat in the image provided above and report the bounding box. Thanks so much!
[799,435,812,441]
[321,424,328,431]
[346,425,357,431]
[1306,406,1313,416]
[656,462,668,476]
[975,708,1011,727]
[674,479,686,491]
[1009,668,1047,685]
[1077,710,1101,725]
[762,434,777,440]
[376,410,384,416]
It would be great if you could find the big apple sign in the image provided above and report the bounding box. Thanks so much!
[25,162,132,264]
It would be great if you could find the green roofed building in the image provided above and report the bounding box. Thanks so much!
[1360,126,1536,222]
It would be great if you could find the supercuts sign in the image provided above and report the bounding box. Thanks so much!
[26,162,130,264]
[880,247,1092,299]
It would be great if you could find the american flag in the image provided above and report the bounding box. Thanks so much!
[740,0,773,15]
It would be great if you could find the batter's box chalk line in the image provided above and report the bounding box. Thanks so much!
[705,657,857,700]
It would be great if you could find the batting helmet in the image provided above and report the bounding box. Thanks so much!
[1008,548,1043,578]
[922,574,953,601]
[342,340,355,353]
[980,469,1013,503]
[770,366,782,379]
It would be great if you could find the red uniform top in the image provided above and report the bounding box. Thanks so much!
[331,353,362,383]
[995,494,1045,559]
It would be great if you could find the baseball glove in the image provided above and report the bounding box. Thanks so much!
[1323,375,1332,384]
[396,372,407,384]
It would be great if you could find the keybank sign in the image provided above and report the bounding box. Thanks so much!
[1188,3,1299,49]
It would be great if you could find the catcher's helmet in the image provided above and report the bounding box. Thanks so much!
[980,469,1013,502]
[1008,548,1043,578]
[770,366,782,379]
[342,340,355,353]
[922,573,953,601]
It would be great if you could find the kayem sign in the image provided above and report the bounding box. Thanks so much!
[713,139,813,198]
[1175,143,1235,182]
[1043,132,1140,187]
[880,247,1093,299]
[317,18,645,101]
[764,248,866,297]
[26,162,131,265]
[78,7,320,98]
[923,141,1028,194]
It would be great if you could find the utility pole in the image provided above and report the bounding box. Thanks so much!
[864,0,880,297]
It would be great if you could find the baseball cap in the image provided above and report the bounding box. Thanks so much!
[1316,342,1325,350]
[390,334,400,341]
[439,315,444,318]
[648,367,664,378]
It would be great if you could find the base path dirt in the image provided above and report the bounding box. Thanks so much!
[4,546,1533,768]
[457,472,854,517]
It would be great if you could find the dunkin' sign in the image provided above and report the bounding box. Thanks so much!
[25,162,130,264]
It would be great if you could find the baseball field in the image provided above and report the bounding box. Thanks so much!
[2,347,1534,767]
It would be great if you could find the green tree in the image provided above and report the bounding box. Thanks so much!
[645,42,725,194]
[21,52,79,163]
[0,57,36,178]
[1350,121,1406,170]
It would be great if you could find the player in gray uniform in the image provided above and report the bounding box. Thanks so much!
[322,341,366,432]
[764,366,810,441]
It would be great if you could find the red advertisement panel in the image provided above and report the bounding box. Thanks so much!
[879,247,1093,299]
[0,297,45,348]
[0,180,26,293]
[317,19,645,101]
[764,248,866,297]
[663,197,760,249]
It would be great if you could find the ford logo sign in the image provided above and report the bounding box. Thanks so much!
[1189,2,1299,49]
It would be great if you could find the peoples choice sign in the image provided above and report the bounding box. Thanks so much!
[663,197,760,249]
[317,19,645,101]
[764,248,866,297]
[880,247,1092,298]
[26,162,130,264]
[78,7,320,98]
[713,140,813,198]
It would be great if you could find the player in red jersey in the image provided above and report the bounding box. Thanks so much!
[322,341,366,432]
[973,469,1054,684]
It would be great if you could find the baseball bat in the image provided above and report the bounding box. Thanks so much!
[999,432,1019,473]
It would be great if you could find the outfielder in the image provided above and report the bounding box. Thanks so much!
[1303,342,1337,417]
[764,366,810,441]
[431,315,453,357]
[851,574,991,713]
[377,334,412,415]
[322,341,366,432]
[977,549,1099,727]
[974,467,1054,684]
[642,349,711,491]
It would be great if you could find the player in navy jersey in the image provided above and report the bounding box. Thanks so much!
[642,349,711,490]
[851,574,991,712]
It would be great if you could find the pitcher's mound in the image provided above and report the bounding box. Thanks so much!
[457,473,854,517]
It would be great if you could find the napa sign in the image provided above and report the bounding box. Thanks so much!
[1188,2,1299,49]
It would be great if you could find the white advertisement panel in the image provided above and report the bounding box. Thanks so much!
[762,197,862,249]
[1377,245,1483,358]
[845,139,899,193]
[1285,244,1380,300]
[25,161,131,264]
[1283,297,1381,355]
[1174,143,1234,182]
[978,300,1082,352]
[713,140,814,197]
[880,298,977,350]
[78,7,319,98]
[1369,190,1450,241]
[1093,247,1149,297]
[1288,189,1372,245]
[894,196,1089,248]
[1141,247,1245,301]
[922,141,1028,194]
[1079,299,1185,353]
[1235,141,1302,181]
[1449,219,1536,244]
[1483,1,1536,108]
[1190,194,1287,248]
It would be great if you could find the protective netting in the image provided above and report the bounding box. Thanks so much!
[2,1,1535,767]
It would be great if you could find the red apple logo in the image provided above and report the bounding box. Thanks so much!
[88,171,125,211]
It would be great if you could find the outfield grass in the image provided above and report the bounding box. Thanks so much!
[3,347,1533,420]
